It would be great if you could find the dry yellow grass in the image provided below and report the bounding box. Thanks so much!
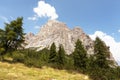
[0,62,91,80]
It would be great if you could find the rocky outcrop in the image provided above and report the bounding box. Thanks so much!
[25,32,35,43]
[25,20,94,55]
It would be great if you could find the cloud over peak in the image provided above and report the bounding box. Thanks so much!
[29,1,58,20]
[89,31,120,61]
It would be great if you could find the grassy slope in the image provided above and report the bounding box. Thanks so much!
[0,62,91,80]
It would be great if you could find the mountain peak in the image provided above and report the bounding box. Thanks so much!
[47,19,59,23]
[25,20,94,55]
[24,20,116,65]
[45,20,67,28]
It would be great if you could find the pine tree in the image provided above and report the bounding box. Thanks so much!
[73,39,88,70]
[94,37,111,68]
[57,44,65,68]
[5,17,24,51]
[49,42,57,63]
[0,17,24,60]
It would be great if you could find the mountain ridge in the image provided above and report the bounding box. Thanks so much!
[25,20,94,55]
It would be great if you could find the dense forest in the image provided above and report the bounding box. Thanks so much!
[0,17,120,80]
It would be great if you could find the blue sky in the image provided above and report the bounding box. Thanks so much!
[0,0,120,61]
[0,0,120,41]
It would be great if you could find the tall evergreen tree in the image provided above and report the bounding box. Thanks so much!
[73,39,88,70]
[94,37,111,68]
[57,44,65,68]
[49,42,57,63]
[5,17,24,51]
[0,17,24,60]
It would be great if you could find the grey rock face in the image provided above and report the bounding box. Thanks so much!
[25,20,94,55]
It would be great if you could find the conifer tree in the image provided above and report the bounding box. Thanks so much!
[73,39,88,70]
[94,37,111,68]
[49,42,57,63]
[5,17,24,51]
[0,17,24,60]
[57,44,65,68]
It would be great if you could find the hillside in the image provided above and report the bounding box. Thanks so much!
[0,62,91,80]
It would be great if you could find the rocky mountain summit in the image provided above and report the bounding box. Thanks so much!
[25,20,94,55]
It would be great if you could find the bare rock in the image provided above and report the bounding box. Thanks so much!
[24,20,94,55]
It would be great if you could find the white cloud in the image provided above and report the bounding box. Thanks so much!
[28,15,38,21]
[89,31,120,61]
[118,29,120,33]
[34,26,40,29]
[29,1,58,20]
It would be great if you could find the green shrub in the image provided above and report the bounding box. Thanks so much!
[64,55,74,70]
[12,50,25,63]
[89,67,120,80]
[24,57,42,68]
[12,48,50,68]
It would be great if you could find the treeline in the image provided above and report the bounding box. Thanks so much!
[0,17,120,80]
[12,38,120,80]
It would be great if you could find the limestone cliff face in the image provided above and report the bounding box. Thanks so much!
[25,20,94,55]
